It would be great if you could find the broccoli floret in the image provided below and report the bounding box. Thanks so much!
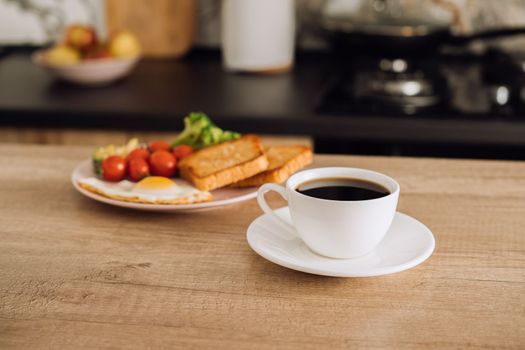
[220,130,241,143]
[171,112,212,148]
[172,112,241,149]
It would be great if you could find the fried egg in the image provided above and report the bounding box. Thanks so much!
[78,176,212,204]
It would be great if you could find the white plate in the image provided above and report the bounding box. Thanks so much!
[71,160,257,211]
[247,207,435,277]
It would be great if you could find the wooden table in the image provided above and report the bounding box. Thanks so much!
[1,144,524,349]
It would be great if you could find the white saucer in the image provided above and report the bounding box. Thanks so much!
[247,207,435,277]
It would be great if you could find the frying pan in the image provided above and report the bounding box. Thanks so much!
[318,16,525,56]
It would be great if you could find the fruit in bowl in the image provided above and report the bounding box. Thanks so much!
[33,24,141,86]
[44,45,81,65]
[109,31,142,59]
[65,25,98,51]
[84,45,112,60]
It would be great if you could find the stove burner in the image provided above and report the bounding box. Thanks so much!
[325,57,448,115]
[316,50,525,120]
[353,70,442,110]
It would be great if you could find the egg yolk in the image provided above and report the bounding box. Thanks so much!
[133,176,176,191]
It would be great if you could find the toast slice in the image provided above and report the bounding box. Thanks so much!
[233,145,313,187]
[178,135,269,191]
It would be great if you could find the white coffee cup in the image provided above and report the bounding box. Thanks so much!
[257,167,400,259]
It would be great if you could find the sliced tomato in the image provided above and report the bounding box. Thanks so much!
[126,147,150,162]
[149,150,177,177]
[149,140,171,152]
[173,145,193,160]
[128,158,150,182]
[102,155,126,181]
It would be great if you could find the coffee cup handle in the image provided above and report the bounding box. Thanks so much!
[257,183,297,236]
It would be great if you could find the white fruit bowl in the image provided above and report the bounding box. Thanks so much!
[32,50,140,86]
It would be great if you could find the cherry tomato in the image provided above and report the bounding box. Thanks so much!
[102,155,126,182]
[173,145,193,159]
[149,140,171,152]
[128,158,150,182]
[149,150,177,177]
[126,147,150,162]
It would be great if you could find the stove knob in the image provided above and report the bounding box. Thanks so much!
[379,59,407,73]
[490,86,510,106]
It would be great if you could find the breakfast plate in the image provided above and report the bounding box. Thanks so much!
[247,207,435,277]
[71,160,258,211]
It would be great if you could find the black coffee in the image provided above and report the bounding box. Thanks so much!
[296,178,390,201]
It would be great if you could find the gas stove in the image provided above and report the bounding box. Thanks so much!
[314,48,525,159]
[317,49,525,120]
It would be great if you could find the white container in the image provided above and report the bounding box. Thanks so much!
[221,0,295,73]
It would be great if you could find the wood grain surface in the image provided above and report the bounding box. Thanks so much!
[105,0,196,58]
[0,127,312,148]
[0,144,524,349]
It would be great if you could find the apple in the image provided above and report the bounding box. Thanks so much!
[109,31,141,58]
[65,24,97,51]
[45,45,80,65]
[84,45,112,60]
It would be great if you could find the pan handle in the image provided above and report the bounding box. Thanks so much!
[450,27,525,45]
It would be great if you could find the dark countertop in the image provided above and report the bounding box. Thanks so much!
[1,49,525,149]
